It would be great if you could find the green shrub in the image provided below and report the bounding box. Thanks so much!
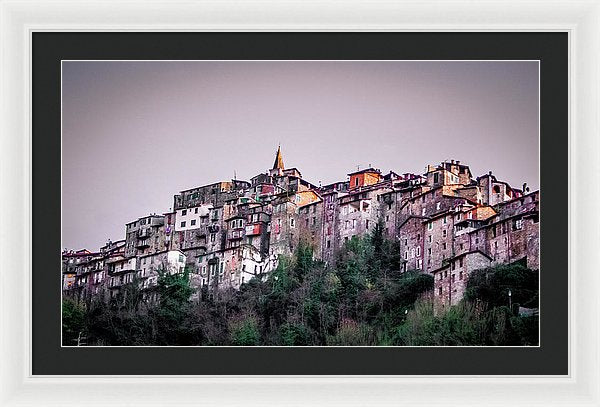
[229,317,260,346]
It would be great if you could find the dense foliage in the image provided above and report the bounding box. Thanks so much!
[63,221,539,346]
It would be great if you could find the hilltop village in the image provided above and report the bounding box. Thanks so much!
[63,147,539,309]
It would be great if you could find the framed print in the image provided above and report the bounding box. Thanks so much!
[41,32,561,375]
[1,1,599,406]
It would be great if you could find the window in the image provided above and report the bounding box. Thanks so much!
[459,271,463,280]
[492,226,497,238]
[327,240,331,248]
[290,219,295,228]
[451,274,455,282]
[439,286,442,296]
[366,220,370,229]
[417,234,421,241]
[513,218,523,230]
[417,259,422,269]
[442,243,447,250]
[411,248,415,259]
[386,215,389,222]
[388,203,392,210]
[422,208,426,216]
[180,221,186,227]
[416,247,421,257]
[444,270,448,277]
[194,208,198,214]
[428,222,433,230]
[442,230,447,238]
[305,219,309,227]
[452,262,456,270]
[434,173,439,184]
[443,216,447,224]
[312,217,316,226]
[179,254,184,262]
[404,251,408,260]
[436,202,441,210]
[355,178,359,187]
[428,236,432,243]
[191,219,196,226]
[182,210,187,216]
[459,257,463,267]
[427,248,431,256]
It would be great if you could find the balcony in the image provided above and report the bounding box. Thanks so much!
[228,230,244,240]
[245,224,262,236]
[138,230,151,239]
[108,259,137,275]
[136,239,150,249]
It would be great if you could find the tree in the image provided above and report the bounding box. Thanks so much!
[229,316,260,345]
[155,267,197,345]
[62,298,86,345]
[465,264,539,309]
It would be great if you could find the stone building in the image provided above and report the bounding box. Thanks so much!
[63,151,539,308]
[62,249,93,293]
[432,250,493,310]
[124,214,165,258]
[138,250,187,302]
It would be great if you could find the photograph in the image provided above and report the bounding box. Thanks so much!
[61,60,540,347]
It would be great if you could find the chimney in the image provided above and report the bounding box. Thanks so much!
[456,160,460,165]
[451,159,454,164]
[522,182,527,192]
[488,171,492,176]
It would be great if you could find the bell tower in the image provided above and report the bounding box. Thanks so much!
[270,145,285,176]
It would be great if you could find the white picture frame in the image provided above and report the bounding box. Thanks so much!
[1,1,598,405]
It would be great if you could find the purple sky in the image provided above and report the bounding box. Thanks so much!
[62,61,539,251]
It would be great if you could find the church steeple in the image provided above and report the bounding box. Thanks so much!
[272,145,284,171]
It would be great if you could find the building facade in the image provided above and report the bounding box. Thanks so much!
[63,150,540,308]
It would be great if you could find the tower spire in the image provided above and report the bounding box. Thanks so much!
[272,145,284,170]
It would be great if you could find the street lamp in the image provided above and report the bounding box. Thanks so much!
[508,289,512,310]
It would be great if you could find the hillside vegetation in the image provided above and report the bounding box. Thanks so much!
[63,222,539,346]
